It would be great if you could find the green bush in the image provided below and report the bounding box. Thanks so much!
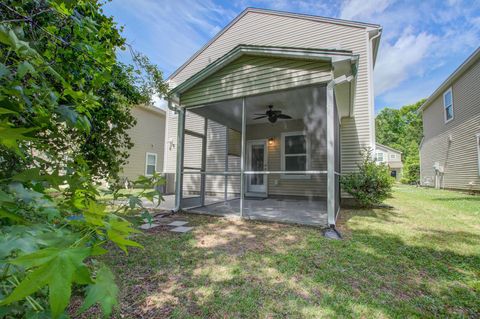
[341,150,394,207]
[0,0,167,317]
[403,157,420,184]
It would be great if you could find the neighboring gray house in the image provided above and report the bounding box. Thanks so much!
[164,8,382,227]
[120,105,166,183]
[418,47,480,191]
[375,143,403,181]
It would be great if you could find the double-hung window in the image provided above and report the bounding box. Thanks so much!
[376,152,384,162]
[390,153,396,160]
[443,88,454,123]
[281,132,309,179]
[145,152,157,176]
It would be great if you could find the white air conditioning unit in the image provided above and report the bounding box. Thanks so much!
[433,162,444,173]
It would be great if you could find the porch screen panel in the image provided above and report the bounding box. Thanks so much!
[181,100,242,215]
[334,101,341,217]
[180,55,332,107]
[182,133,203,200]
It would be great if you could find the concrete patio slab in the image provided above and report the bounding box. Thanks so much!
[167,221,189,227]
[188,197,328,227]
[139,223,160,230]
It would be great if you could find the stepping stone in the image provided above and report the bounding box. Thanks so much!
[170,226,193,233]
[139,223,160,230]
[167,221,188,227]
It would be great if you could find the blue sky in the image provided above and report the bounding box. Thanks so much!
[104,0,480,112]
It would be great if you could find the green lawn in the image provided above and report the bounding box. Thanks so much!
[87,185,479,318]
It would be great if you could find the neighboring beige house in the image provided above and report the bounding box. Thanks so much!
[164,8,382,227]
[375,143,403,181]
[121,105,166,183]
[418,47,480,191]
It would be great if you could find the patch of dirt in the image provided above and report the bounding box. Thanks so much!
[193,218,305,255]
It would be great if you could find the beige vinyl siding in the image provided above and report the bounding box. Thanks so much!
[121,106,165,181]
[227,128,241,156]
[180,55,332,106]
[246,120,327,197]
[420,57,480,190]
[165,109,178,173]
[205,121,227,195]
[182,112,205,195]
[168,11,374,179]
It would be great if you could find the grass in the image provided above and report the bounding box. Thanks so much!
[83,185,479,318]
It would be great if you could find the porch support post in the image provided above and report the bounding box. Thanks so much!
[174,106,185,211]
[200,118,207,206]
[224,126,229,202]
[239,97,246,218]
[326,81,336,226]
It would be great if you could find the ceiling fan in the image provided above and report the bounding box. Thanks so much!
[253,105,292,123]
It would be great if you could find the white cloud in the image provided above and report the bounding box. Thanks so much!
[340,0,393,20]
[374,29,437,95]
[234,0,338,17]
[105,0,236,76]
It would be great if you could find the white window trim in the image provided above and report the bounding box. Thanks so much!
[443,87,454,124]
[376,151,385,163]
[145,152,157,176]
[390,153,396,160]
[477,133,480,177]
[280,131,311,180]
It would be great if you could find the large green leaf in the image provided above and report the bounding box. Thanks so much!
[0,208,24,223]
[106,217,142,253]
[79,265,118,317]
[0,26,11,46]
[17,61,35,79]
[0,247,91,319]
[0,126,37,154]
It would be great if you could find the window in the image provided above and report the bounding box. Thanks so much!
[145,153,157,176]
[390,153,396,160]
[281,132,309,179]
[443,88,454,123]
[376,152,384,162]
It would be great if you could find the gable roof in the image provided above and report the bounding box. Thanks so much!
[170,44,357,96]
[167,7,382,82]
[376,143,402,154]
[418,47,480,112]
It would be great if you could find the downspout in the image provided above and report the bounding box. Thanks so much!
[368,27,382,153]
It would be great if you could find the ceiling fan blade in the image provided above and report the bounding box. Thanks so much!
[253,115,267,120]
[272,110,282,114]
[253,113,267,116]
[277,114,292,119]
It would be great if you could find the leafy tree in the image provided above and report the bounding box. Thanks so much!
[376,99,425,183]
[0,0,167,317]
[341,150,394,207]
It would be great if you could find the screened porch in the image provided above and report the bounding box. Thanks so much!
[172,84,340,227]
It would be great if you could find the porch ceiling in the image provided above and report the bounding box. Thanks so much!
[189,85,326,131]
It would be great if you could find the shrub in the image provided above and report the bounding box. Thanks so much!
[403,157,420,184]
[341,150,394,207]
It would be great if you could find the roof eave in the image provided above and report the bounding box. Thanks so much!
[418,47,480,113]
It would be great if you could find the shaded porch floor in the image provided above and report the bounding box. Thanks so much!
[186,197,328,227]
